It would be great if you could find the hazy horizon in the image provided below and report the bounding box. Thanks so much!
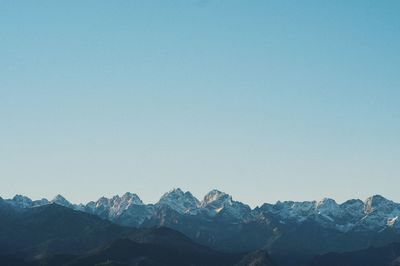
[1,0,399,207]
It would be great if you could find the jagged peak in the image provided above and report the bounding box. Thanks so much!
[52,194,67,201]
[158,188,200,214]
[365,194,390,203]
[111,195,120,200]
[95,196,109,205]
[168,187,184,194]
[122,191,138,198]
[316,198,338,208]
[206,189,225,195]
[364,195,392,211]
[94,192,143,207]
[202,189,231,204]
[159,188,198,202]
[200,189,252,218]
[121,192,143,204]
[12,194,33,202]
[160,188,185,198]
[364,194,395,214]
[51,194,72,207]
[274,200,316,210]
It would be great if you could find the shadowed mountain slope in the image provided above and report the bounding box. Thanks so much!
[309,242,400,266]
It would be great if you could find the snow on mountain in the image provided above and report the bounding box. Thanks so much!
[110,192,144,216]
[358,195,400,230]
[200,189,251,219]
[7,195,33,208]
[364,195,398,215]
[51,194,73,208]
[6,195,49,208]
[157,188,200,214]
[388,216,399,227]
[33,198,50,206]
[264,200,316,222]
[3,190,400,233]
[340,199,365,220]
[259,196,400,232]
[86,192,144,220]
[316,198,341,217]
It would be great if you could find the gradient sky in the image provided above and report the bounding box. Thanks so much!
[1,0,399,207]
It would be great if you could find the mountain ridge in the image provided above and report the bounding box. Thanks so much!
[5,190,400,232]
[4,190,400,255]
[5,190,395,215]
[0,202,254,266]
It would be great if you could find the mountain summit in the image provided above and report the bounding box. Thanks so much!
[158,188,200,214]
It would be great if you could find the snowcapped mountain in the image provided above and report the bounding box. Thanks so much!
[262,200,316,222]
[4,190,400,237]
[4,190,400,254]
[269,198,345,227]
[83,192,153,226]
[200,189,251,219]
[360,195,400,230]
[258,195,400,232]
[6,195,34,208]
[5,194,49,208]
[51,194,73,208]
[158,188,200,214]
[85,192,143,218]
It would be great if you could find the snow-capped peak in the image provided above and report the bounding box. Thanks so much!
[316,198,337,208]
[4,190,400,234]
[364,195,395,215]
[161,188,185,198]
[201,189,232,206]
[11,194,33,208]
[51,194,72,207]
[121,192,143,205]
[357,195,400,230]
[268,200,316,221]
[201,189,250,219]
[158,188,200,214]
[87,192,144,218]
[5,195,49,208]
[316,198,341,216]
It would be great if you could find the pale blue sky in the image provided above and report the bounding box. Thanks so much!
[1,0,399,207]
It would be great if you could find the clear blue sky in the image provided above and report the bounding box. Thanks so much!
[1,0,399,207]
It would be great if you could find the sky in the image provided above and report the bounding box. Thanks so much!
[1,0,399,207]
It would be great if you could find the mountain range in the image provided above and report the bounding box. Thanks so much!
[3,189,400,265]
[0,199,259,266]
[7,189,400,232]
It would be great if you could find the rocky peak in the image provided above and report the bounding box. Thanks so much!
[364,195,396,215]
[316,198,341,216]
[51,194,72,208]
[89,193,144,219]
[201,189,232,206]
[121,192,143,205]
[11,194,33,207]
[158,188,200,214]
[201,189,250,219]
